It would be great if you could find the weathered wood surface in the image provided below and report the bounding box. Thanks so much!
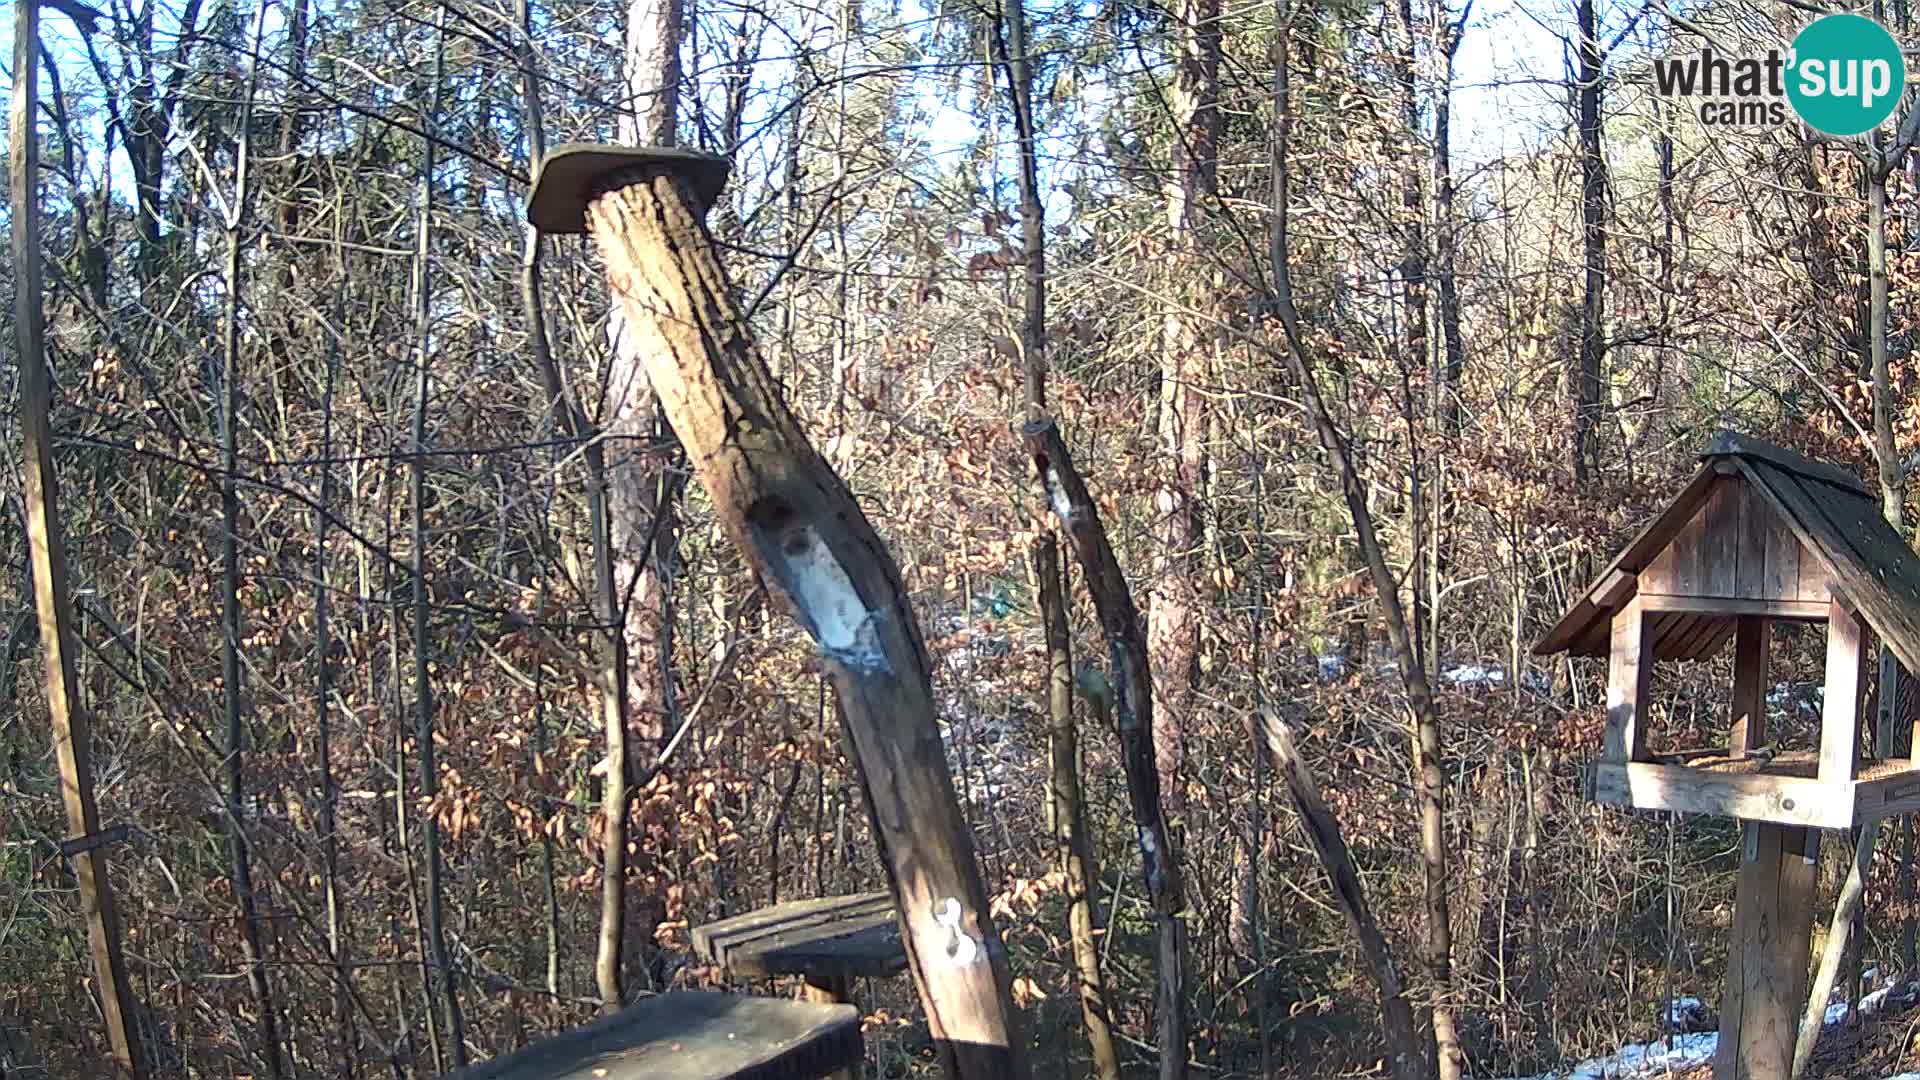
[1821,599,1867,785]
[567,161,1028,1078]
[1604,599,1652,764]
[1736,456,1920,676]
[1716,823,1818,1080]
[1729,617,1769,754]
[692,892,906,981]
[1591,762,1852,829]
[1639,477,1830,605]
[446,992,860,1080]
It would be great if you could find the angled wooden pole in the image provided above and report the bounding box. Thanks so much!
[12,1,144,1072]
[528,145,1030,1079]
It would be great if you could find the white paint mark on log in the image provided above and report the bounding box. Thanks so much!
[934,897,981,967]
[764,521,888,673]
[1044,468,1076,524]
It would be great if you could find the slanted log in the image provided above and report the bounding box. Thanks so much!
[1022,417,1187,1077]
[1253,709,1425,1080]
[12,2,143,1073]
[543,151,1028,1079]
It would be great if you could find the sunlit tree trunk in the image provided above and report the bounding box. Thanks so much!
[1149,0,1221,813]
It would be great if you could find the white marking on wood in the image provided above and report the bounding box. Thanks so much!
[776,524,888,673]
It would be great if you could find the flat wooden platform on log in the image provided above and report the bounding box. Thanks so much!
[1590,752,1920,829]
[693,892,907,981]
[444,992,861,1080]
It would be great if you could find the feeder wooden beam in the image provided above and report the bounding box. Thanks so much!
[528,147,1029,1080]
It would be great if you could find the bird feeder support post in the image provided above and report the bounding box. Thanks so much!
[527,146,1030,1080]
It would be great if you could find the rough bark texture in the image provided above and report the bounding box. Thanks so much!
[1024,418,1187,1080]
[584,169,1030,1078]
[1149,0,1221,809]
[593,0,687,1005]
[12,7,144,1071]
[1255,711,1426,1080]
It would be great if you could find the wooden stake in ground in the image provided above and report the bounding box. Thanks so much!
[527,145,1030,1080]
[11,0,144,1072]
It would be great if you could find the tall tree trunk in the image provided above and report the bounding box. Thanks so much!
[408,10,465,1062]
[315,265,355,1078]
[517,0,568,1004]
[12,7,144,1072]
[1269,8,1451,1074]
[1572,0,1605,484]
[218,8,285,1073]
[1433,1,1465,432]
[594,0,688,1005]
[990,1,1120,1071]
[1149,0,1221,808]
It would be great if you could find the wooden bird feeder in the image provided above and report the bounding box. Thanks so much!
[1537,431,1920,1079]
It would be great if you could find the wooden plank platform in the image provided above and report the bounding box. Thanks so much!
[693,892,907,981]
[1592,751,1920,829]
[445,992,861,1080]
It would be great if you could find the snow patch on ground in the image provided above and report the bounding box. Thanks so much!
[1494,1032,1719,1079]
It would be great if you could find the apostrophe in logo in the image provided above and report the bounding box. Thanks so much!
[1785,14,1905,136]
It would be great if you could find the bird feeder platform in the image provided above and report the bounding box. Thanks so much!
[693,892,908,1003]
[443,991,861,1080]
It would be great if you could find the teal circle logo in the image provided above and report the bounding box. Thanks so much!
[1786,14,1905,136]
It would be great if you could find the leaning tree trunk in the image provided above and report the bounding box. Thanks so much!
[988,0,1120,1069]
[577,163,1031,1079]
[12,5,144,1072]
[1254,711,1425,1080]
[1023,420,1188,1080]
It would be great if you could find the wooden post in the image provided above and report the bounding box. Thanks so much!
[1605,598,1652,763]
[1730,617,1769,754]
[802,975,857,1080]
[12,1,144,1074]
[528,147,1030,1079]
[1821,599,1866,785]
[1715,821,1818,1080]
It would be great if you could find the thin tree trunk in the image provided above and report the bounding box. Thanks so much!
[315,266,355,1078]
[1572,0,1605,484]
[12,6,144,1072]
[987,0,1120,1071]
[217,7,284,1072]
[1795,820,1881,1077]
[1024,420,1187,1080]
[517,0,566,1004]
[408,10,465,1062]
[1269,9,1450,1073]
[1254,711,1426,1080]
